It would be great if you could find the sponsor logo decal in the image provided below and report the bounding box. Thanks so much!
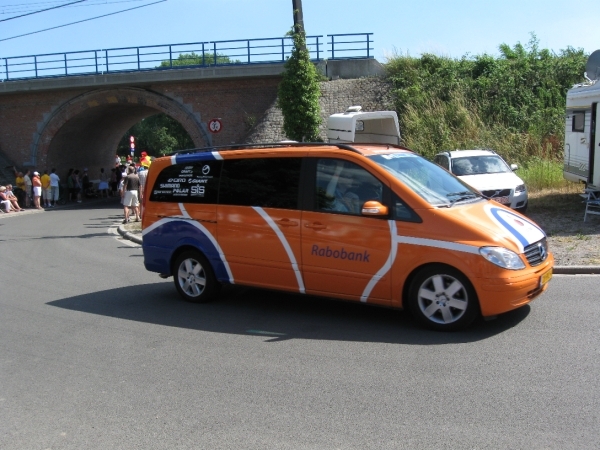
[311,245,370,262]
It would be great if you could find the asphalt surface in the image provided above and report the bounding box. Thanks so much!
[1,201,599,449]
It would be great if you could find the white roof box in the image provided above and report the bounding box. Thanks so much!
[327,106,400,145]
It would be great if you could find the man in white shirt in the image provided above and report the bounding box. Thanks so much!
[49,168,60,207]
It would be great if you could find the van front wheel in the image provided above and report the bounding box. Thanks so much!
[408,265,479,331]
[173,251,218,303]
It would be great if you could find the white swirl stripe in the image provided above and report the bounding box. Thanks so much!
[252,207,306,294]
[361,220,399,302]
[361,220,480,303]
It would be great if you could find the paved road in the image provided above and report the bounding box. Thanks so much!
[1,202,599,449]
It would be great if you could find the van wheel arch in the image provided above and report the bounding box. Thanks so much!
[402,263,480,331]
[170,245,205,275]
[171,248,220,303]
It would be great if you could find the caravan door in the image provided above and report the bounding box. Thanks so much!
[591,103,600,188]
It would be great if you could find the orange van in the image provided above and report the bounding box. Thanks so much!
[141,143,553,331]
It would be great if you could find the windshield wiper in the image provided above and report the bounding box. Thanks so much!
[445,191,482,207]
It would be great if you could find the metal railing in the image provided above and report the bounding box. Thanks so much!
[0,33,373,82]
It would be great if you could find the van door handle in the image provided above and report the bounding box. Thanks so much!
[304,222,327,230]
[276,218,298,227]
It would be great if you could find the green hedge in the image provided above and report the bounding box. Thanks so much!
[385,35,587,165]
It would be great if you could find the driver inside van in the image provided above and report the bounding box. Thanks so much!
[325,162,360,213]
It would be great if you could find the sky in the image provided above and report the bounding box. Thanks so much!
[1,0,599,62]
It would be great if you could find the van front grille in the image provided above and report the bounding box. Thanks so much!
[524,239,548,266]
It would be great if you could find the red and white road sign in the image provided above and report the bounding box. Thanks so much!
[208,118,222,133]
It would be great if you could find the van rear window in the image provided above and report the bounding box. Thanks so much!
[149,161,221,203]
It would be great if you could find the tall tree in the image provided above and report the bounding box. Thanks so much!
[277,29,322,142]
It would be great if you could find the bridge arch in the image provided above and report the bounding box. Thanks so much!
[33,87,210,172]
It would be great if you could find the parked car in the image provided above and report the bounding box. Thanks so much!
[433,149,528,213]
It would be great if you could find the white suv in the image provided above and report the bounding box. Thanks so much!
[433,149,528,213]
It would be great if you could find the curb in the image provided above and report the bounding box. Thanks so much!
[114,228,600,275]
[553,266,600,275]
[117,224,143,245]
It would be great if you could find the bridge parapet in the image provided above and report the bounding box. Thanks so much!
[1,33,373,82]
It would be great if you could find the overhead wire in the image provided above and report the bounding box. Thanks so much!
[0,0,147,15]
[0,0,89,23]
[0,0,167,43]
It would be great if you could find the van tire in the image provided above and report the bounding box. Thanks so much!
[173,251,219,303]
[407,265,479,331]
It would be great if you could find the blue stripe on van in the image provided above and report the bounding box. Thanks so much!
[174,151,221,164]
[489,206,543,248]
[143,219,230,282]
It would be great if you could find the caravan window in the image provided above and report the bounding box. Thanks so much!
[572,112,585,132]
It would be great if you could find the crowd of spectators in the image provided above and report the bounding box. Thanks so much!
[1,155,150,215]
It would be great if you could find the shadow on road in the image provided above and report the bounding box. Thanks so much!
[47,282,530,345]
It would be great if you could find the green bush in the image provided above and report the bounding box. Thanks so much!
[386,35,587,169]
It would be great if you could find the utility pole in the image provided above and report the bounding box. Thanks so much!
[292,0,304,34]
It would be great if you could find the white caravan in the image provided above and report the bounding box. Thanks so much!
[327,106,401,145]
[563,50,600,189]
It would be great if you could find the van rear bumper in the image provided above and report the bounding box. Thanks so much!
[476,256,554,317]
[143,244,172,275]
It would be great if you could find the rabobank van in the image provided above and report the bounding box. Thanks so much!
[141,141,553,331]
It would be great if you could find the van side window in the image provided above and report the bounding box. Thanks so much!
[392,193,422,223]
[149,160,221,203]
[315,158,383,215]
[572,112,585,132]
[219,158,302,209]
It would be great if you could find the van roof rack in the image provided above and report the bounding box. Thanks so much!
[169,141,405,156]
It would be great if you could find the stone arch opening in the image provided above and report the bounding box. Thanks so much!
[35,87,210,174]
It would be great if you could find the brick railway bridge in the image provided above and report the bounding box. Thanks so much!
[0,34,383,179]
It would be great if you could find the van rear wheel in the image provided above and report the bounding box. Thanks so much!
[173,251,218,303]
[408,265,479,331]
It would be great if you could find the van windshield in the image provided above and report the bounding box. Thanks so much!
[368,153,480,207]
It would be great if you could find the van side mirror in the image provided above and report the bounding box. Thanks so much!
[361,201,388,216]
[510,164,518,171]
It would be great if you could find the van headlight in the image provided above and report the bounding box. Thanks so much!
[479,247,525,270]
[515,184,526,193]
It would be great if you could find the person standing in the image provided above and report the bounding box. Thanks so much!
[71,170,82,203]
[49,168,60,206]
[122,165,141,223]
[82,169,90,196]
[32,171,42,209]
[137,166,148,217]
[41,169,51,208]
[23,170,32,207]
[140,151,152,169]
[66,168,74,201]
[14,171,26,207]
[98,168,109,198]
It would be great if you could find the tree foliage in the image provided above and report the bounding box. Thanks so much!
[277,30,322,142]
[386,35,587,162]
[159,52,237,68]
[118,114,194,157]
